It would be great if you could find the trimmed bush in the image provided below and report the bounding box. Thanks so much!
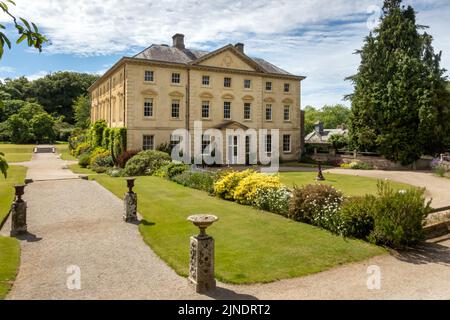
[117,149,140,169]
[78,152,91,168]
[368,182,431,248]
[112,128,127,163]
[123,150,171,176]
[288,184,344,224]
[233,173,282,205]
[338,196,375,238]
[254,187,291,216]
[74,142,92,157]
[91,120,107,148]
[340,161,374,170]
[213,169,255,200]
[107,167,124,177]
[90,148,113,168]
[102,127,111,149]
[154,162,189,179]
[172,171,215,193]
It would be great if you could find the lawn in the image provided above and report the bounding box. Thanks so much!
[55,143,76,161]
[0,166,28,225]
[0,165,26,300]
[281,162,333,169]
[69,164,98,175]
[93,175,385,284]
[280,172,413,196]
[0,144,34,163]
[0,236,20,299]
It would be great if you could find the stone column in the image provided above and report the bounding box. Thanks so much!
[123,178,137,222]
[187,215,218,293]
[123,192,137,222]
[10,185,27,236]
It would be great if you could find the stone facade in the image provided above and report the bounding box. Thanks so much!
[89,34,305,163]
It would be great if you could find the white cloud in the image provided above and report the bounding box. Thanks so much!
[1,0,449,107]
[0,66,15,73]
[26,71,49,81]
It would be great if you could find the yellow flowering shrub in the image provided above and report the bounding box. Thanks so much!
[233,173,282,205]
[213,169,255,200]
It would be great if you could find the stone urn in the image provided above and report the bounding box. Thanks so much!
[187,214,218,238]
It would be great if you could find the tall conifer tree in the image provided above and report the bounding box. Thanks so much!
[348,0,449,164]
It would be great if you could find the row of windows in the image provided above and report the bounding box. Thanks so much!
[144,70,291,92]
[142,134,292,153]
[143,99,292,121]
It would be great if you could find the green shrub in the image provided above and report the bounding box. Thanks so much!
[434,165,446,177]
[102,127,111,149]
[154,162,189,179]
[112,128,127,163]
[352,162,374,170]
[368,182,431,248]
[78,152,91,168]
[213,169,255,200]
[172,171,215,193]
[91,120,107,148]
[107,167,124,177]
[123,150,171,176]
[117,150,140,168]
[288,184,344,224]
[90,148,113,168]
[233,172,282,205]
[254,187,291,216]
[74,142,92,157]
[338,196,375,238]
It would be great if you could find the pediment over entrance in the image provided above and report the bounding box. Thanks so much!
[213,120,249,130]
[141,88,158,96]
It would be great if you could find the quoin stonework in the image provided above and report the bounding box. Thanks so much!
[88,34,305,163]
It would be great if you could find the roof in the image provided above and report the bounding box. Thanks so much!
[305,128,348,144]
[89,43,305,91]
[133,44,294,76]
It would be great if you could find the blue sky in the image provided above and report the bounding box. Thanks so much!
[1,0,449,107]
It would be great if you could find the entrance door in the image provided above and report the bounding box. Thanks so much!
[227,135,239,164]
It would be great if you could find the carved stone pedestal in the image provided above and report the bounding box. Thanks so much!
[189,235,216,293]
[123,192,137,222]
[10,200,27,236]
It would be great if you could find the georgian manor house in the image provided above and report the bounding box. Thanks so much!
[88,34,305,163]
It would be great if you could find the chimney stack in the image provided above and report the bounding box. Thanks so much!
[235,43,244,53]
[172,33,185,50]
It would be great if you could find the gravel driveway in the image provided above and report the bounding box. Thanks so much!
[1,152,448,299]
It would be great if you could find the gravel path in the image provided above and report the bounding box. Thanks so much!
[326,168,450,209]
[2,152,449,299]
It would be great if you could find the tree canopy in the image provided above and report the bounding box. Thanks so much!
[347,0,450,165]
[304,104,351,135]
[0,72,98,123]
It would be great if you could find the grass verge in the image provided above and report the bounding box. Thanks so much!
[93,174,386,284]
[280,172,414,196]
[0,144,34,163]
